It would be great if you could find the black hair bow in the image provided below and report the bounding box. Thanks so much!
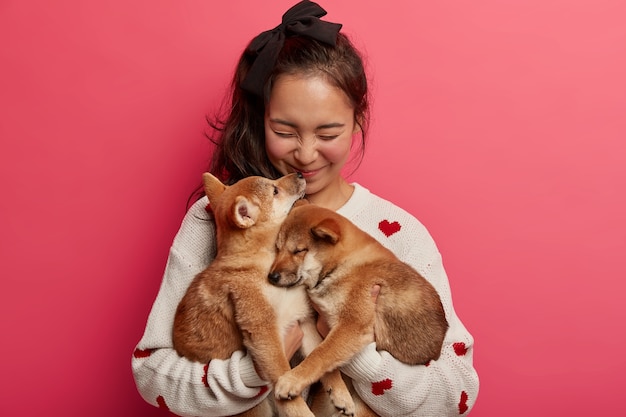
[240,0,342,97]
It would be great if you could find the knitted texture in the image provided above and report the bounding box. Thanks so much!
[132,183,479,416]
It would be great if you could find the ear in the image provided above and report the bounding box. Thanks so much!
[311,218,341,244]
[232,196,260,228]
[202,173,227,202]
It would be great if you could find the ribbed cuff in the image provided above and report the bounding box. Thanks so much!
[340,342,382,381]
[239,352,269,387]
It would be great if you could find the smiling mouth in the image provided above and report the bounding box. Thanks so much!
[296,168,321,179]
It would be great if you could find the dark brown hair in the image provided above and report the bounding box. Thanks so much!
[198,32,369,198]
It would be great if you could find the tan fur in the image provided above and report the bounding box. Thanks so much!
[268,203,449,412]
[173,173,354,417]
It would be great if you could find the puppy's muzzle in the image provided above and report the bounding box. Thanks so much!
[268,271,282,285]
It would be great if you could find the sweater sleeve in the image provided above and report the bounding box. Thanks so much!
[338,192,479,416]
[131,198,269,417]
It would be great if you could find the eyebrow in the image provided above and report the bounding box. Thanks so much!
[268,118,345,130]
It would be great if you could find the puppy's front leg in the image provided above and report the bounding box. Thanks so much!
[229,287,315,417]
[274,319,372,404]
[299,318,355,416]
[319,370,355,417]
[230,291,291,381]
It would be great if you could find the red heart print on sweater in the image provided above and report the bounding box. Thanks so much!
[157,395,180,416]
[371,378,393,395]
[202,364,209,387]
[453,342,468,356]
[256,385,269,397]
[133,348,153,358]
[378,220,401,237]
[156,395,169,410]
[458,391,469,414]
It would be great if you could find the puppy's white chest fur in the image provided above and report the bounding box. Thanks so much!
[263,284,312,337]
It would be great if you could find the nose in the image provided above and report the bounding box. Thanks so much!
[294,137,318,166]
[268,271,281,284]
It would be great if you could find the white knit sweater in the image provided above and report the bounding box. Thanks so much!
[132,183,479,416]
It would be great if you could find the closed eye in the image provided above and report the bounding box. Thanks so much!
[273,131,297,138]
[293,248,308,255]
[273,131,339,140]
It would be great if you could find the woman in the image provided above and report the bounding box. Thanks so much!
[132,1,479,415]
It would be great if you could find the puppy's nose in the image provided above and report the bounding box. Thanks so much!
[268,271,281,284]
[296,172,303,179]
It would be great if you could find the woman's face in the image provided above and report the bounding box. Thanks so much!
[265,74,358,205]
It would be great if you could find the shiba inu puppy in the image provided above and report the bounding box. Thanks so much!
[173,173,354,417]
[268,202,449,409]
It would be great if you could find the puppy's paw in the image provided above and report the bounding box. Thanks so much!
[276,397,316,417]
[274,371,307,401]
[327,386,356,417]
[331,411,354,417]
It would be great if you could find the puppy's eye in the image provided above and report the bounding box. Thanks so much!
[273,186,279,196]
[293,248,308,255]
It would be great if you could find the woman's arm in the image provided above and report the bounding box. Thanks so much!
[131,198,269,417]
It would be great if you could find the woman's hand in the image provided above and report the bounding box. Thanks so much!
[283,322,304,360]
[315,284,381,338]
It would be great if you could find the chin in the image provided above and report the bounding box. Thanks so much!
[303,183,317,196]
[304,182,327,198]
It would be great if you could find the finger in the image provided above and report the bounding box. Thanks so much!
[371,284,381,301]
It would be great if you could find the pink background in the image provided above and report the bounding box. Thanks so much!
[1,0,624,415]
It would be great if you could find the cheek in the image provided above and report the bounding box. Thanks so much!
[265,136,292,162]
[320,138,352,164]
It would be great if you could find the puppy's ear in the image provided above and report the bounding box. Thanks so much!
[293,199,310,208]
[311,218,341,244]
[203,173,227,202]
[232,196,260,228]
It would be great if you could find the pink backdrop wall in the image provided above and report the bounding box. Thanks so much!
[1,0,624,415]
